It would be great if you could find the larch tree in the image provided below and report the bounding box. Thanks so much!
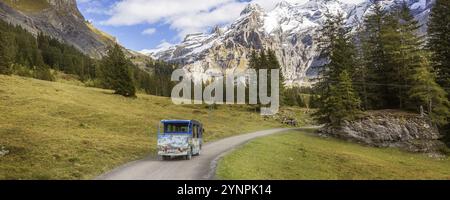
[408,55,450,127]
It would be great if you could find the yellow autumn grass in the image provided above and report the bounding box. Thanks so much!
[0,75,304,179]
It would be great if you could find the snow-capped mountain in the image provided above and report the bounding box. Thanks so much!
[150,0,434,86]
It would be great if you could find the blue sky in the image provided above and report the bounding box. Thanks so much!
[77,0,177,51]
[76,0,364,52]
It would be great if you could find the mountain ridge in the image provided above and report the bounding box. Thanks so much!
[0,0,116,58]
[150,0,434,86]
[0,0,153,68]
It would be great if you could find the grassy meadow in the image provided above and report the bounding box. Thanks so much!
[3,0,50,12]
[0,75,297,179]
[217,129,450,180]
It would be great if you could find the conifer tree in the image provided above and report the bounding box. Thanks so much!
[248,50,260,107]
[267,49,286,102]
[283,87,298,106]
[360,2,388,109]
[385,2,423,109]
[258,50,268,70]
[353,25,369,110]
[361,2,428,110]
[100,44,136,97]
[0,33,13,75]
[315,12,355,92]
[316,70,361,126]
[314,12,361,125]
[377,9,404,108]
[249,50,259,70]
[248,49,285,106]
[427,0,450,95]
[408,56,450,126]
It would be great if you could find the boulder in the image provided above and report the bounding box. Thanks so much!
[318,110,446,153]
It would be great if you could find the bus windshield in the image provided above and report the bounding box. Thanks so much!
[164,123,190,134]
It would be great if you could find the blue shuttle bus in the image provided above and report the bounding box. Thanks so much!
[157,120,203,160]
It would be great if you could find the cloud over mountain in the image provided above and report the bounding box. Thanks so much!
[100,0,363,38]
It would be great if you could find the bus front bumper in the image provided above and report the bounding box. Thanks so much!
[158,148,189,156]
[158,152,189,157]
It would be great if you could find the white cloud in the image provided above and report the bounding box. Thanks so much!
[104,0,235,25]
[103,0,366,39]
[140,40,174,55]
[142,28,156,36]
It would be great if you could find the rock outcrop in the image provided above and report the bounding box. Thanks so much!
[318,110,446,153]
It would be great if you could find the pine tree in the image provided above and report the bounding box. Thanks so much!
[100,44,136,97]
[145,60,176,97]
[386,2,423,109]
[353,25,369,110]
[360,2,390,109]
[428,0,450,145]
[267,49,286,102]
[314,12,361,125]
[316,12,340,62]
[378,9,404,108]
[283,87,298,106]
[316,70,361,126]
[248,50,259,70]
[248,50,259,106]
[428,0,450,96]
[258,50,268,70]
[361,2,426,110]
[315,12,355,92]
[0,33,13,75]
[266,49,279,69]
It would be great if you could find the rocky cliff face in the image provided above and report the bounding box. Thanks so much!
[318,110,445,153]
[151,0,434,86]
[0,0,115,58]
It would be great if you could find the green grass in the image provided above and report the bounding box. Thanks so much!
[3,0,50,12]
[85,22,116,44]
[217,130,450,180]
[0,75,297,179]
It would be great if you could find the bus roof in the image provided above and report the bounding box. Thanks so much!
[161,120,201,125]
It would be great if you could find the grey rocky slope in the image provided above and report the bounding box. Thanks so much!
[0,0,115,58]
[318,110,446,153]
[150,0,434,86]
[0,0,151,65]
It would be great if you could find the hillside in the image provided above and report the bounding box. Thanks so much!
[3,0,51,12]
[0,0,114,58]
[0,75,289,179]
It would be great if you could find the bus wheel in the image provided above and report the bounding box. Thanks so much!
[186,150,192,160]
[195,149,200,156]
